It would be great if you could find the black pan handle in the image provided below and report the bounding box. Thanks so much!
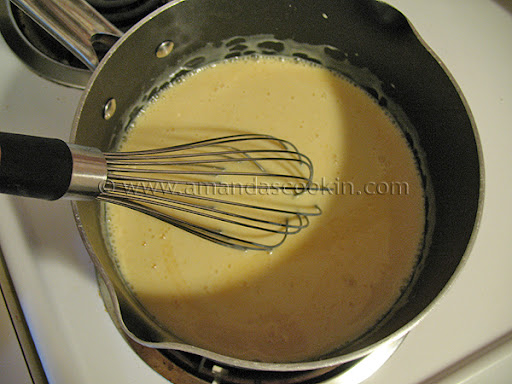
[0,132,73,200]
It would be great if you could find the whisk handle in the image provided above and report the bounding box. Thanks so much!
[0,132,108,201]
[0,132,73,200]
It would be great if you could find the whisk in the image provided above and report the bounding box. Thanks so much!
[0,132,321,250]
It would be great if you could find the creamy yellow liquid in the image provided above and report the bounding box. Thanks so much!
[105,57,425,362]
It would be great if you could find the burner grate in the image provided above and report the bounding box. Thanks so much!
[158,350,360,384]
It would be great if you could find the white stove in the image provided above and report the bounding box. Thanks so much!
[1,1,512,383]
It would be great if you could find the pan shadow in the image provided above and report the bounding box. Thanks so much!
[493,0,512,15]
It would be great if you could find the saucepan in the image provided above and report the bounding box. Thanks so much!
[9,0,482,372]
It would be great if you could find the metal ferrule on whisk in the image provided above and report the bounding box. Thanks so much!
[65,144,108,200]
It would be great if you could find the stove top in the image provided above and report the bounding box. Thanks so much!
[1,1,512,383]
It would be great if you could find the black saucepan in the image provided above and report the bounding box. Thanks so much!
[8,0,482,372]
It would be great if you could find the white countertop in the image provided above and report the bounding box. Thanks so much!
[1,1,511,383]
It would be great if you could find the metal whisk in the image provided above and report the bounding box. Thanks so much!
[0,132,321,250]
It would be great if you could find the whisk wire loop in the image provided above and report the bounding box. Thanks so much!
[102,134,322,250]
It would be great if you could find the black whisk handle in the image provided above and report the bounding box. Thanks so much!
[0,132,73,200]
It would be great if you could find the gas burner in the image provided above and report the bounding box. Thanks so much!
[0,0,168,88]
[160,349,358,384]
[124,337,404,384]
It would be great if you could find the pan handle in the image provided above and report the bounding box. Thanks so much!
[10,0,123,70]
